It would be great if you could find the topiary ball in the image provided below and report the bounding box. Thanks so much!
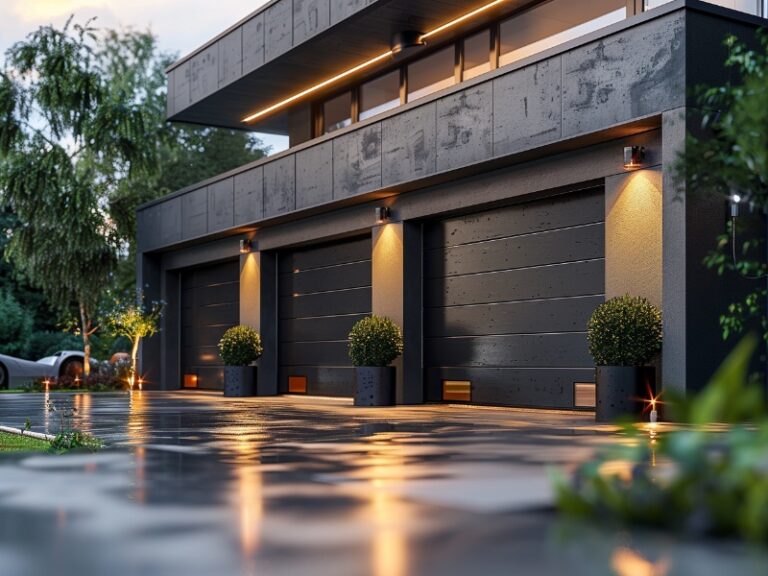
[587,295,662,366]
[348,316,403,367]
[218,326,263,366]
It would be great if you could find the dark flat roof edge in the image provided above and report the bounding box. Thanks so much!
[141,0,764,213]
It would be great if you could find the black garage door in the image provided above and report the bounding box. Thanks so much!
[181,260,240,390]
[279,237,372,397]
[424,188,605,409]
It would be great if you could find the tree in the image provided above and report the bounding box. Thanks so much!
[0,19,154,373]
[677,32,768,343]
[105,293,163,389]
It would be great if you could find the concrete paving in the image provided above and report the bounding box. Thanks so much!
[0,391,765,576]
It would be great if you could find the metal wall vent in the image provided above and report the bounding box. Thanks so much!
[574,382,596,408]
[288,376,308,394]
[443,380,472,402]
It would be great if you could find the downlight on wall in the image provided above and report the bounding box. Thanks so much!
[375,206,391,224]
[239,239,252,254]
[241,0,511,124]
[623,146,646,170]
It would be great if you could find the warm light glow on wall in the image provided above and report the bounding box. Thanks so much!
[241,0,511,124]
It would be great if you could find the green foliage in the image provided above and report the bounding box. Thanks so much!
[587,295,662,366]
[0,431,49,453]
[556,335,768,542]
[105,294,164,343]
[676,32,768,343]
[218,326,263,367]
[0,289,32,356]
[23,331,82,359]
[348,316,403,367]
[49,431,103,453]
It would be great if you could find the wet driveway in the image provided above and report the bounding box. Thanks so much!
[0,391,766,576]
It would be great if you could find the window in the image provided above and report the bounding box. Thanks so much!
[360,70,401,121]
[323,91,352,134]
[407,45,455,102]
[499,0,626,67]
[645,0,763,14]
[463,29,492,80]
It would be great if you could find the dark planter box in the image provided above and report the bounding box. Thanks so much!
[224,366,257,397]
[354,367,396,407]
[595,366,656,423]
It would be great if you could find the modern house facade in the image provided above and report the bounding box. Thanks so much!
[137,0,767,408]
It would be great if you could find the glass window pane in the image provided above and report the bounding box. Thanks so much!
[323,91,352,134]
[463,29,491,81]
[360,70,400,121]
[499,0,626,67]
[646,0,760,14]
[407,46,455,102]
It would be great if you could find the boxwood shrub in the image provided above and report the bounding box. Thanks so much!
[218,326,263,367]
[348,316,403,367]
[588,295,662,366]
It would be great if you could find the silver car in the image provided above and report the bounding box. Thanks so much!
[0,351,87,390]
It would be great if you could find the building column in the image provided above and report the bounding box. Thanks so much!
[372,221,423,404]
[137,252,162,390]
[257,249,279,396]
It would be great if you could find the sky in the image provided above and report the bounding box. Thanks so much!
[0,0,288,152]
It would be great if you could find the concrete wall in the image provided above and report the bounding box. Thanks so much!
[140,10,686,253]
[166,0,378,116]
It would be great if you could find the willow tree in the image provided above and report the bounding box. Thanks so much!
[0,19,153,373]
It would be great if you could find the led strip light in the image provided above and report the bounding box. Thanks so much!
[241,0,510,124]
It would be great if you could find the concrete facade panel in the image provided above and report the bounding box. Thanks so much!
[160,196,182,247]
[208,178,235,232]
[173,61,191,115]
[436,84,493,173]
[562,13,685,137]
[382,103,437,186]
[330,0,376,25]
[243,13,265,74]
[264,155,297,217]
[493,58,562,157]
[166,71,176,117]
[296,141,333,210]
[190,44,219,104]
[294,0,331,44]
[265,0,293,62]
[234,167,264,226]
[218,28,242,88]
[333,123,382,198]
[182,188,208,239]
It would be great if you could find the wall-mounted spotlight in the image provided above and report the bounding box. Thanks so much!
[623,146,646,170]
[375,206,391,224]
[239,239,252,254]
[390,31,426,59]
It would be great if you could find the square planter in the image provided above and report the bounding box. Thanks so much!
[595,366,656,422]
[354,367,395,407]
[224,366,257,397]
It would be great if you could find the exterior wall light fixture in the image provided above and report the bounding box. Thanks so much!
[623,146,646,170]
[375,206,391,224]
[391,31,426,59]
[240,239,252,254]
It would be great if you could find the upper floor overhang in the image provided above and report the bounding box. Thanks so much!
[165,0,544,132]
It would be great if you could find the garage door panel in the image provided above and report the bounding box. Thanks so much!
[425,333,592,368]
[193,302,239,326]
[426,259,604,307]
[279,236,372,397]
[426,367,595,407]
[279,261,372,296]
[425,295,603,338]
[279,237,371,273]
[280,341,351,367]
[280,287,371,320]
[181,260,239,390]
[424,224,604,279]
[194,282,239,306]
[280,314,367,343]
[425,190,604,249]
[279,367,355,396]
[189,261,239,287]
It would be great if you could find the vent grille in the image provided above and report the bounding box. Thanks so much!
[574,382,596,408]
[288,375,308,394]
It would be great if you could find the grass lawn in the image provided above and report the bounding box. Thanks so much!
[0,431,50,453]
